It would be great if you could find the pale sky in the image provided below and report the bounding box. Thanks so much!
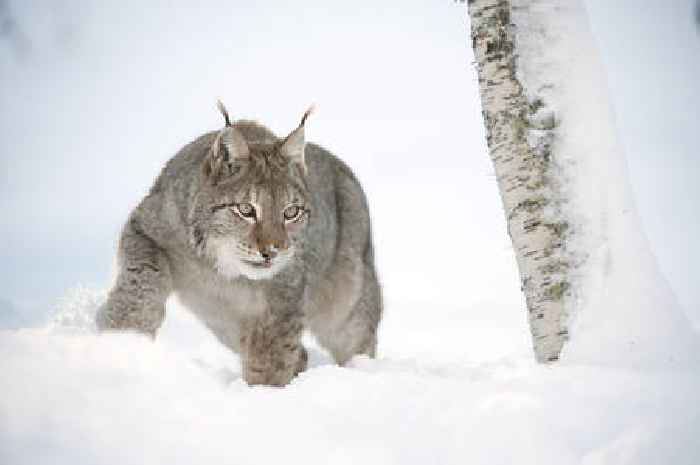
[0,0,698,327]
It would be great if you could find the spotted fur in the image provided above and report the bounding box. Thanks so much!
[97,103,382,386]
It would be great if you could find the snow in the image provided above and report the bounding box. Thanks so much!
[1,293,699,465]
[1,1,699,464]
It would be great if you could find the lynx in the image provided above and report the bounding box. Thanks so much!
[97,102,382,386]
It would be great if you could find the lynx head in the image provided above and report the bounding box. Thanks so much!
[190,101,313,280]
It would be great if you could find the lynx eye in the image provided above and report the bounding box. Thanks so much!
[283,205,301,221]
[235,202,256,219]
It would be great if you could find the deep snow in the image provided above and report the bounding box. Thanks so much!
[1,294,699,465]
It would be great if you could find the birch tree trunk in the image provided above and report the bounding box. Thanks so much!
[466,0,700,367]
[467,0,569,362]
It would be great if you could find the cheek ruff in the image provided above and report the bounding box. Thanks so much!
[205,237,242,279]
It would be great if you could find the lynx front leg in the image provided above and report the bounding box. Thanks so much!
[241,310,307,386]
[96,220,172,337]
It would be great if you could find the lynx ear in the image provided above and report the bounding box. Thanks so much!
[203,101,249,182]
[216,100,249,163]
[280,105,314,173]
[220,126,249,161]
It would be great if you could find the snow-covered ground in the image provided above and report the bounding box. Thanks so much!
[1,292,699,465]
[1,1,699,464]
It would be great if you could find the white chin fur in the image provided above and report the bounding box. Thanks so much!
[207,238,287,281]
[238,264,282,281]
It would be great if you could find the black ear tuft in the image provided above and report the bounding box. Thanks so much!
[217,99,232,127]
[299,104,315,127]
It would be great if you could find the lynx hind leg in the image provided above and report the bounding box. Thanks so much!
[96,220,172,337]
[312,263,382,366]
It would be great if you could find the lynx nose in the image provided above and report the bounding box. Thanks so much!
[259,246,278,261]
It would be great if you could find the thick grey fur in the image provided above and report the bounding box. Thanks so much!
[96,107,382,386]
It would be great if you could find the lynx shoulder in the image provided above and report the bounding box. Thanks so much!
[97,102,382,386]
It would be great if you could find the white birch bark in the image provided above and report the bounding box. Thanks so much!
[467,0,571,362]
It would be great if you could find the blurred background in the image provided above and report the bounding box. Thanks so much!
[0,0,698,335]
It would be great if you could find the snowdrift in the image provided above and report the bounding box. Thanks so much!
[1,292,699,465]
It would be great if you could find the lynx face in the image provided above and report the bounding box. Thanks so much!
[191,109,311,280]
